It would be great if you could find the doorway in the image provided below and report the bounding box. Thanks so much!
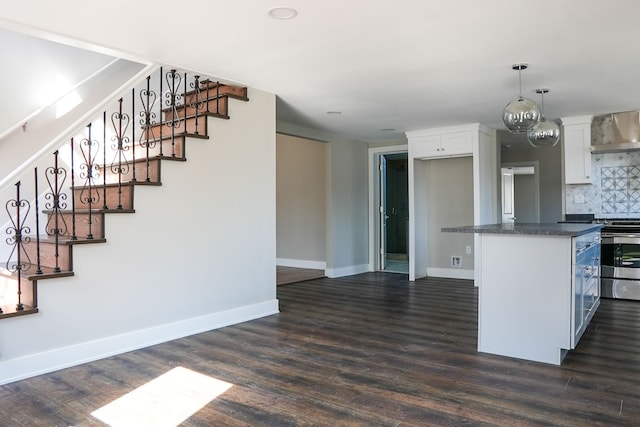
[501,163,540,223]
[379,153,409,273]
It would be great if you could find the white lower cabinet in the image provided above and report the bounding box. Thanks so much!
[572,231,601,347]
[476,229,601,365]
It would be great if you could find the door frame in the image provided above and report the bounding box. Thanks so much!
[501,161,540,223]
[501,168,515,223]
[368,144,408,271]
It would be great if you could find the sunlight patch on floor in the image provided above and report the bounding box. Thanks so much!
[91,366,232,426]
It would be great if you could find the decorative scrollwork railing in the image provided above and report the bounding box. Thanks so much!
[2,66,217,315]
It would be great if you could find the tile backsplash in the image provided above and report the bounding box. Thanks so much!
[565,113,640,218]
[566,151,640,218]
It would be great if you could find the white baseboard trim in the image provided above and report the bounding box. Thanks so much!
[276,258,326,270]
[0,299,279,386]
[427,267,474,280]
[326,263,370,278]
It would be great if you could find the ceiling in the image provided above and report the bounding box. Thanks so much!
[1,0,640,143]
[0,28,119,138]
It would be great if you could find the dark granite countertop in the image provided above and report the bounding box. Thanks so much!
[441,223,603,236]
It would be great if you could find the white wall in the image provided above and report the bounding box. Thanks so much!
[277,121,372,278]
[0,88,277,385]
[0,59,149,182]
[0,27,123,138]
[425,156,474,273]
[276,133,327,269]
[500,133,562,223]
[325,139,369,278]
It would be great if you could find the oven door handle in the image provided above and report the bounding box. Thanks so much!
[601,235,640,244]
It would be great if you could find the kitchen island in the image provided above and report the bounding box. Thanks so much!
[442,223,602,365]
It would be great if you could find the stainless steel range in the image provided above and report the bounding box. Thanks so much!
[600,219,640,300]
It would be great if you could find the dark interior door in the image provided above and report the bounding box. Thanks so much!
[385,155,408,257]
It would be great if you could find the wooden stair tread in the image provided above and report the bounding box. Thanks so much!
[159,108,230,120]
[199,80,249,101]
[138,131,209,144]
[98,155,175,166]
[125,180,163,186]
[154,155,188,161]
[180,81,249,102]
[2,265,74,280]
[23,236,107,245]
[71,181,162,190]
[42,208,135,215]
[0,305,38,319]
[67,208,135,214]
[27,266,74,280]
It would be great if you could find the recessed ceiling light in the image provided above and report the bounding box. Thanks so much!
[326,111,342,115]
[268,7,298,20]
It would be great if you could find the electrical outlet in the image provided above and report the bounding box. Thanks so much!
[466,245,472,254]
[451,256,462,268]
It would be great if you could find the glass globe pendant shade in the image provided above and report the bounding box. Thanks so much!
[527,118,560,147]
[502,96,541,134]
[526,88,560,147]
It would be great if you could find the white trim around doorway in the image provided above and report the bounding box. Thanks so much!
[367,144,409,272]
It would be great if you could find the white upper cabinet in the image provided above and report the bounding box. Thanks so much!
[409,130,473,159]
[562,116,593,185]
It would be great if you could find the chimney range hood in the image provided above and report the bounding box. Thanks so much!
[590,111,640,153]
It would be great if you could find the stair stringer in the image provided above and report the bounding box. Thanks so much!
[0,87,277,386]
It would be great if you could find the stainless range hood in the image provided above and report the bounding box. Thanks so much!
[591,111,640,153]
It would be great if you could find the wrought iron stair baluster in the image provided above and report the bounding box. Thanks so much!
[102,111,108,210]
[165,69,182,158]
[79,124,100,239]
[5,181,32,311]
[70,138,77,240]
[183,72,187,135]
[206,81,211,115]
[139,75,157,182]
[159,67,164,157]
[131,89,137,182]
[190,75,204,136]
[110,98,130,210]
[34,168,42,275]
[44,150,68,273]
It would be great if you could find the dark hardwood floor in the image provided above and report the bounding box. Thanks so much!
[1,272,639,426]
[276,266,325,286]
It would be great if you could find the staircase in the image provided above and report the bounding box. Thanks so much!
[0,67,249,319]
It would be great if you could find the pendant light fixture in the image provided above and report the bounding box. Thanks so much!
[502,64,541,134]
[527,88,560,147]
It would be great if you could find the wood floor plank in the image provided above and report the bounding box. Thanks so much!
[1,272,639,426]
[276,266,325,286]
